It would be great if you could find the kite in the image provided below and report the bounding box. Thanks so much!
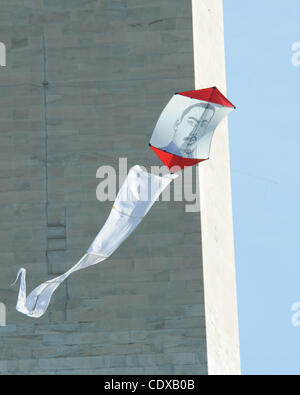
[13,87,235,318]
[149,87,235,171]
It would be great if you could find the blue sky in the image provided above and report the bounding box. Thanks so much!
[223,0,300,374]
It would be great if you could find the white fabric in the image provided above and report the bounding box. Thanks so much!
[12,166,177,318]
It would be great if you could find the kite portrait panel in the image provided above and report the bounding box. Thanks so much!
[150,87,235,170]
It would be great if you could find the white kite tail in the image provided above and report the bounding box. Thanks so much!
[12,165,177,318]
[11,254,101,318]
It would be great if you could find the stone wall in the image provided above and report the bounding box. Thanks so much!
[0,0,207,374]
[192,0,241,374]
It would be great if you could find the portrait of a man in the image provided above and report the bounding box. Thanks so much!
[159,102,216,158]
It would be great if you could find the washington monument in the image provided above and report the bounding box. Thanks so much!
[0,0,240,375]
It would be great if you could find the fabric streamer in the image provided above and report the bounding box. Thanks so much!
[12,166,177,318]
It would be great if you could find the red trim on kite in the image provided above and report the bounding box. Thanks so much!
[150,145,207,172]
[178,87,235,108]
